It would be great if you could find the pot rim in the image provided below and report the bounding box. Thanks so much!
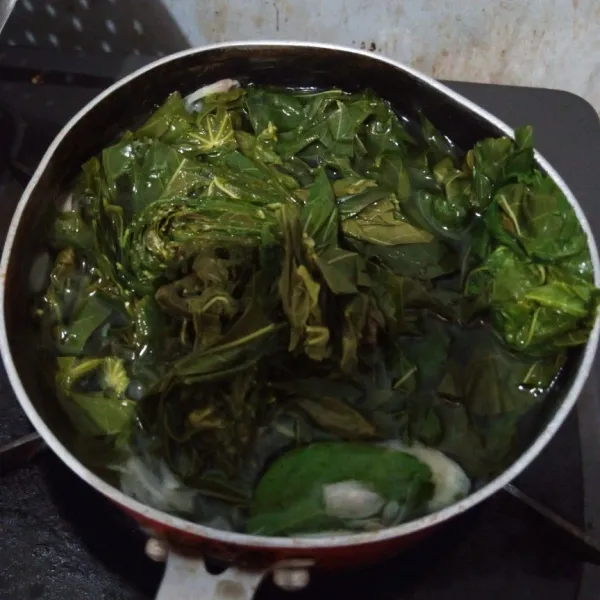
[1,40,598,550]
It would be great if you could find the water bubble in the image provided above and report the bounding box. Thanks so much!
[127,380,146,401]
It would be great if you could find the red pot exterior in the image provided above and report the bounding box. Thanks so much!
[122,505,435,570]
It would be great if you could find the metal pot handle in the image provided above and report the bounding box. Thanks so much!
[155,552,267,600]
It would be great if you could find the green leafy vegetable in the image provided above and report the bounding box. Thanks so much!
[248,442,433,535]
[295,397,378,440]
[55,356,136,437]
[34,82,599,536]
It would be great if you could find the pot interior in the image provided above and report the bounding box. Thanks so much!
[2,43,590,520]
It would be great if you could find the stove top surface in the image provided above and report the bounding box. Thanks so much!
[0,46,599,600]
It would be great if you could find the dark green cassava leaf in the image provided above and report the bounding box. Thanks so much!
[348,238,458,280]
[301,169,339,251]
[182,106,237,155]
[419,116,461,165]
[53,212,95,252]
[401,317,453,389]
[248,442,433,535]
[295,397,378,440]
[135,91,193,141]
[170,303,286,385]
[236,124,282,166]
[244,87,306,134]
[131,142,206,212]
[313,246,365,295]
[342,196,435,246]
[488,175,587,262]
[424,329,561,478]
[275,94,376,160]
[429,157,472,233]
[465,244,599,354]
[336,183,389,219]
[340,293,370,372]
[55,356,136,437]
[465,125,535,210]
[56,294,113,355]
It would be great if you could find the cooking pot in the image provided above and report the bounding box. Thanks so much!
[1,42,598,599]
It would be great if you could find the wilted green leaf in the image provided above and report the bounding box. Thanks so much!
[248,442,433,535]
[55,356,136,436]
[296,397,378,439]
[342,196,434,246]
[56,294,113,355]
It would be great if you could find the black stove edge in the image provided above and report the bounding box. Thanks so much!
[577,378,600,599]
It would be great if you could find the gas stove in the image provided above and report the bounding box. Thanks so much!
[0,45,600,600]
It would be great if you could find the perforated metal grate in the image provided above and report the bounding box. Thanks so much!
[0,0,190,56]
